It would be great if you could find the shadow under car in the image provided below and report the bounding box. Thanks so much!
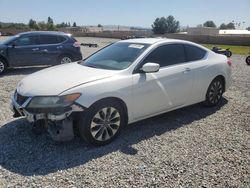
[0,98,228,176]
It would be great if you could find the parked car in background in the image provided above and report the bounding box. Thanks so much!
[11,38,232,146]
[0,31,82,74]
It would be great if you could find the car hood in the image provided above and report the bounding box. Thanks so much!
[17,62,118,96]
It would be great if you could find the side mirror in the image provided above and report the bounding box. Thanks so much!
[141,63,160,73]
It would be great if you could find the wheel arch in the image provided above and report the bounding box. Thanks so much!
[58,53,73,60]
[212,75,226,92]
[0,55,9,67]
[88,97,129,125]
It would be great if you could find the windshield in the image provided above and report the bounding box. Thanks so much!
[81,42,150,70]
[0,35,19,45]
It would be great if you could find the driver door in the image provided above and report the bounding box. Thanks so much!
[131,44,194,120]
[8,35,41,66]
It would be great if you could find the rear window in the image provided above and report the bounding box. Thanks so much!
[57,36,67,43]
[40,35,59,44]
[185,44,206,61]
[71,37,77,42]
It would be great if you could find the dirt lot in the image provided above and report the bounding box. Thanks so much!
[0,37,249,187]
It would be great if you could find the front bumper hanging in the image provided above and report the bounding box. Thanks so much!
[10,93,85,141]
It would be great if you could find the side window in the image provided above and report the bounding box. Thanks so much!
[40,35,58,45]
[185,44,206,61]
[143,44,186,67]
[57,36,67,43]
[14,36,40,46]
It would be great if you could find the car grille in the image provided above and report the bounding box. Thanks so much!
[15,91,29,106]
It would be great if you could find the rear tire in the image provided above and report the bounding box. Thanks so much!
[58,55,73,64]
[226,50,232,58]
[0,59,7,75]
[78,99,126,146]
[205,77,224,107]
[246,56,250,65]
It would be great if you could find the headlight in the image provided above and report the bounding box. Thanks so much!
[27,93,81,109]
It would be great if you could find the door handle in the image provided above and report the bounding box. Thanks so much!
[41,49,48,53]
[32,48,39,51]
[183,68,191,73]
[56,46,63,49]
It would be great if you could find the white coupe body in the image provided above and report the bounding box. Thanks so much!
[11,38,232,145]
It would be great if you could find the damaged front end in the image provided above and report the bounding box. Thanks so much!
[10,91,85,141]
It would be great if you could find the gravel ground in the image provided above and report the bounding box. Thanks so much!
[0,37,249,187]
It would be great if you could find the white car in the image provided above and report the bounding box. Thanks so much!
[11,38,232,146]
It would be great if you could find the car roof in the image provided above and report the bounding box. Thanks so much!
[119,38,197,45]
[118,38,209,51]
[118,38,166,44]
[18,31,71,36]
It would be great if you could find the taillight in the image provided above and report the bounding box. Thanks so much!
[227,59,232,67]
[73,41,81,48]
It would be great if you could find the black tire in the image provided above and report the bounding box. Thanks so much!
[205,77,224,107]
[0,58,7,75]
[78,99,126,146]
[58,54,73,64]
[246,56,250,65]
[226,50,232,58]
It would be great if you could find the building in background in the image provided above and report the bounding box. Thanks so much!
[187,27,219,36]
[187,27,250,36]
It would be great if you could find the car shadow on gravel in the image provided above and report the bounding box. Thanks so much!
[0,98,228,176]
[0,66,48,77]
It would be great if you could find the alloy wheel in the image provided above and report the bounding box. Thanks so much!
[90,107,121,141]
[208,80,223,105]
[0,61,5,73]
[61,57,72,64]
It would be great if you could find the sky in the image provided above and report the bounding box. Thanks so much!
[0,0,249,29]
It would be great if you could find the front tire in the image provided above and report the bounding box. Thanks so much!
[78,100,126,146]
[205,77,224,107]
[246,56,250,65]
[0,59,7,75]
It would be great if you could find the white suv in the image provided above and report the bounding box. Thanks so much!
[11,38,232,146]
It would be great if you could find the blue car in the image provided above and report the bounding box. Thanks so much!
[0,31,82,74]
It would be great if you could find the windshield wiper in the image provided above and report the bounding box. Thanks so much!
[84,64,98,68]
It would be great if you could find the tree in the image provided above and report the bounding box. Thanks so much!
[165,15,180,33]
[56,22,69,28]
[152,15,180,34]
[219,23,227,29]
[203,21,216,28]
[37,21,47,30]
[47,16,54,25]
[247,27,250,31]
[227,22,235,29]
[73,22,77,27]
[28,19,37,29]
[97,24,102,27]
[46,16,55,30]
[152,17,167,34]
[220,22,235,29]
